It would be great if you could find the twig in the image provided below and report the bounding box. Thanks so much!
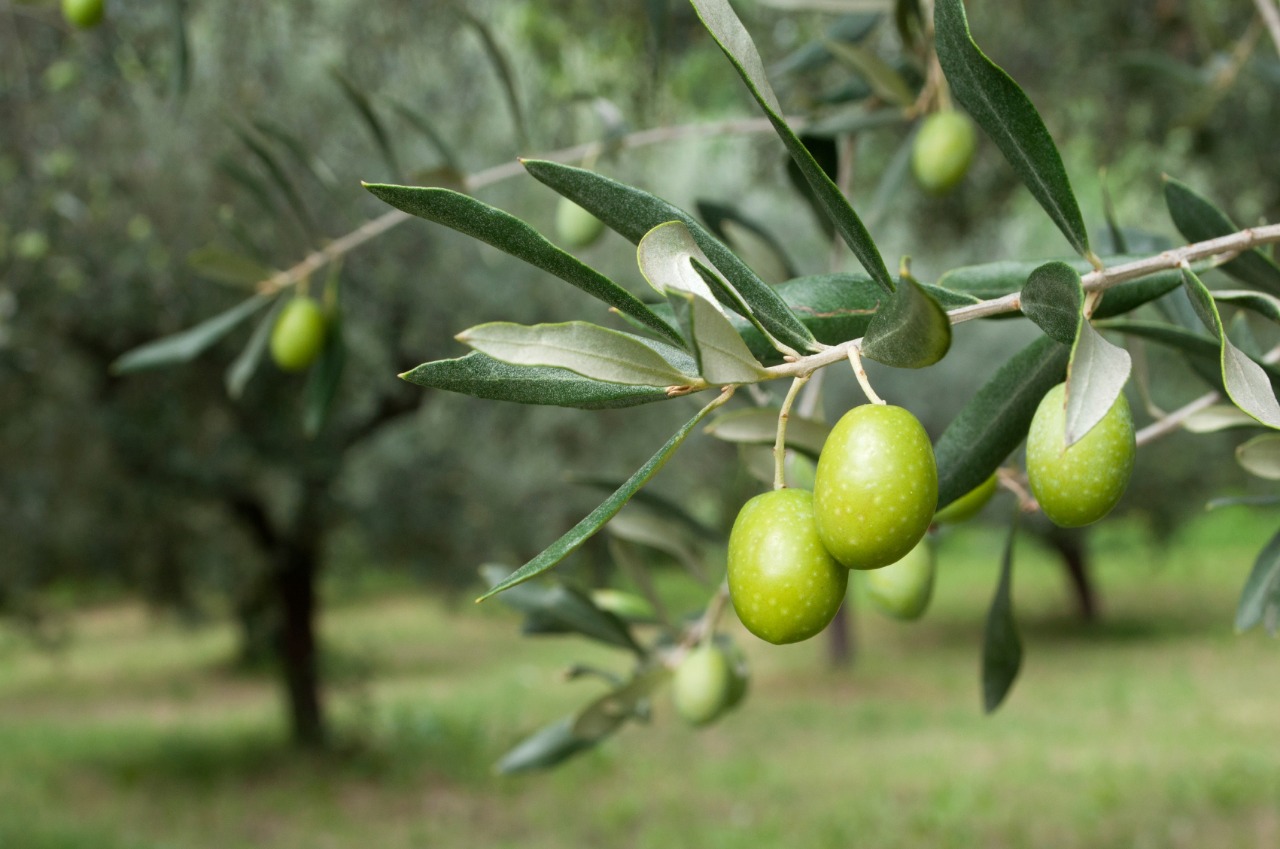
[1134,390,1221,447]
[1256,0,1280,55]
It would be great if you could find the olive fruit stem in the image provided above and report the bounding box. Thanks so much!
[773,374,811,490]
[996,467,1038,514]
[846,345,886,406]
[682,580,731,655]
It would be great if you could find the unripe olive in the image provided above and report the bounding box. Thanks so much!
[864,537,935,621]
[727,488,847,645]
[813,405,938,570]
[672,643,733,727]
[933,472,998,525]
[1026,383,1135,528]
[555,197,606,249]
[911,111,977,195]
[62,0,104,29]
[269,296,327,373]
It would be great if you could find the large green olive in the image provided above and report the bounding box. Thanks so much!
[813,405,938,570]
[932,472,998,525]
[1026,383,1135,527]
[672,643,733,727]
[555,197,606,249]
[269,296,327,373]
[911,111,977,195]
[62,0,104,28]
[864,537,935,621]
[727,488,847,645]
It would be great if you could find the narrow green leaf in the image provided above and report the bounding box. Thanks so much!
[824,41,916,107]
[1213,290,1280,324]
[1163,177,1280,295]
[168,0,191,103]
[400,352,673,409]
[1064,321,1131,446]
[111,294,271,374]
[1236,434,1280,480]
[390,99,462,172]
[568,476,724,543]
[186,245,275,288]
[688,0,895,292]
[232,125,318,242]
[331,68,400,179]
[1182,266,1280,428]
[705,408,831,458]
[696,200,797,283]
[1020,261,1082,346]
[217,155,280,219]
[934,336,1069,509]
[456,321,697,388]
[457,8,528,149]
[669,291,769,384]
[637,220,726,304]
[225,295,284,399]
[364,183,684,347]
[252,118,342,194]
[861,275,951,368]
[572,665,669,739]
[479,392,731,600]
[1181,404,1259,434]
[521,159,816,352]
[479,565,641,654]
[933,0,1090,257]
[303,314,345,437]
[605,511,707,582]
[495,716,596,774]
[982,516,1023,713]
[1236,525,1280,634]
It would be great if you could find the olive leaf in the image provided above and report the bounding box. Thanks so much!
[982,516,1023,714]
[479,390,731,600]
[861,275,951,368]
[1180,405,1259,434]
[225,295,285,399]
[186,245,276,288]
[667,290,770,384]
[1163,176,1280,295]
[400,352,673,410]
[704,407,832,459]
[521,159,817,353]
[605,510,708,582]
[495,716,596,774]
[688,0,894,293]
[111,293,273,374]
[1236,525,1280,635]
[1181,266,1280,428]
[302,312,345,438]
[1213,290,1280,324]
[479,565,642,654]
[363,183,685,348]
[1064,321,1131,446]
[455,321,697,388]
[1236,434,1280,480]
[934,336,1069,510]
[933,0,1091,258]
[1020,261,1082,346]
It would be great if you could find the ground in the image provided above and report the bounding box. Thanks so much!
[1,510,1278,848]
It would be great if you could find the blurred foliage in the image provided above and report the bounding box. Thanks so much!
[1,0,1277,635]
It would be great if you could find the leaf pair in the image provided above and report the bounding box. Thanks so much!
[1022,262,1131,446]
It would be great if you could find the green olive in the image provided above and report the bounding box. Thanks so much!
[555,197,606,249]
[269,296,327,373]
[727,488,847,645]
[62,0,104,29]
[1026,383,1135,527]
[672,643,733,727]
[813,405,938,570]
[933,472,998,525]
[911,111,977,195]
[864,537,936,621]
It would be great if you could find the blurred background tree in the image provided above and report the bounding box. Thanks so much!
[2,0,1277,750]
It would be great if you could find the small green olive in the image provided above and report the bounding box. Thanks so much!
[555,197,606,249]
[1026,383,1136,528]
[864,537,936,621]
[813,405,938,570]
[727,488,847,645]
[933,472,998,525]
[911,111,977,195]
[62,0,104,29]
[269,296,327,373]
[672,643,733,727]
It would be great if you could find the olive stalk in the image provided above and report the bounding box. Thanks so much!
[772,374,811,490]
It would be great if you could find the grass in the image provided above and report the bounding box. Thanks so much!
[1,509,1278,848]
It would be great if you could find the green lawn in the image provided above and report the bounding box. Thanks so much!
[1,510,1278,848]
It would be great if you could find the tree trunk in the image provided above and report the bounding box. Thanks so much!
[1045,526,1098,622]
[825,601,855,667]
[274,532,325,748]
